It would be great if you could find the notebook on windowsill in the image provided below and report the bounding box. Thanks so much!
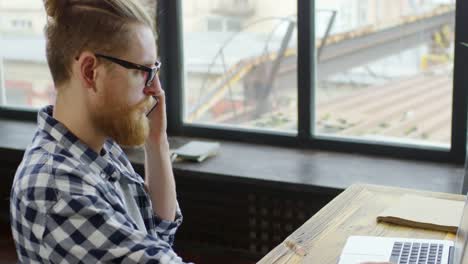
[172,141,220,163]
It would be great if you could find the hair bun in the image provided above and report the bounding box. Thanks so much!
[44,0,67,20]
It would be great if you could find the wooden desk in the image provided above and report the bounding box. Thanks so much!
[257,184,465,264]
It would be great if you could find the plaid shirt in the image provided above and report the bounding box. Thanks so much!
[10,106,189,263]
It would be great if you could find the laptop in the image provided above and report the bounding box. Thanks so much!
[338,193,468,264]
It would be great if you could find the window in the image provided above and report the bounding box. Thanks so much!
[226,19,242,32]
[159,0,467,162]
[11,19,33,29]
[3,0,467,163]
[0,0,157,111]
[357,0,367,26]
[207,16,243,32]
[0,1,54,110]
[0,1,52,110]
[315,0,455,148]
[182,1,298,132]
[207,17,223,32]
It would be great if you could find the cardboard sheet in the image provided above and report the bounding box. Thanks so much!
[377,194,465,233]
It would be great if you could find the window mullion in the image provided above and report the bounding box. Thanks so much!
[297,0,314,142]
[452,0,468,163]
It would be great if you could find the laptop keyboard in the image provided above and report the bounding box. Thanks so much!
[390,242,443,264]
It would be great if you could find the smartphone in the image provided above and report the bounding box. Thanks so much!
[146,96,159,117]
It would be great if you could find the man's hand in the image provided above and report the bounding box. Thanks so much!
[145,75,167,146]
[143,80,177,222]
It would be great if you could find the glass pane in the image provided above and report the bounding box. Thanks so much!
[182,0,298,133]
[315,0,455,148]
[0,0,54,108]
[0,0,157,109]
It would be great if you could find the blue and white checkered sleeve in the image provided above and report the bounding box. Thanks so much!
[42,191,190,263]
[152,202,183,245]
[111,143,184,246]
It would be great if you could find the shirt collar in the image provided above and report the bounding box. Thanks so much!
[37,105,121,182]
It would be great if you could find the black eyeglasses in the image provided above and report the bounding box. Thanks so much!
[95,53,161,87]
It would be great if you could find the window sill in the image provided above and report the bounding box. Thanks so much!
[0,118,464,193]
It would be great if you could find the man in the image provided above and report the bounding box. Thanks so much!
[10,0,189,263]
[7,0,397,263]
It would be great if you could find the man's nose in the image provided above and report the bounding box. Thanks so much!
[143,75,160,96]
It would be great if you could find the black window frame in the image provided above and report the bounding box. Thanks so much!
[1,0,467,164]
[158,0,468,164]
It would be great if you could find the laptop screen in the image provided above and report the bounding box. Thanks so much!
[453,194,468,264]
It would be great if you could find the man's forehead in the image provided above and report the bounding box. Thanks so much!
[126,24,157,64]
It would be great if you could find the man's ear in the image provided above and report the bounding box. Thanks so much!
[76,52,99,91]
